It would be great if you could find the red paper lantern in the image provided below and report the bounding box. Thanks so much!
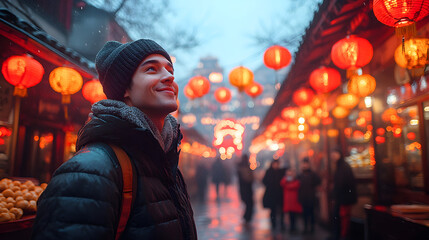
[229,66,254,91]
[376,136,386,144]
[188,75,210,98]
[332,106,349,119]
[184,84,197,100]
[49,67,83,104]
[263,45,292,70]
[292,88,314,106]
[348,74,376,97]
[245,82,263,98]
[309,67,341,93]
[281,107,298,120]
[336,93,360,109]
[376,128,386,136]
[331,35,373,70]
[407,132,416,140]
[82,79,107,104]
[322,117,333,125]
[373,0,429,30]
[394,38,429,69]
[214,87,232,103]
[2,55,44,97]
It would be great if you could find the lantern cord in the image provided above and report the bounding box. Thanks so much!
[64,105,69,121]
[275,71,280,90]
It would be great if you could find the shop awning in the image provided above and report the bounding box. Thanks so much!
[0,8,97,79]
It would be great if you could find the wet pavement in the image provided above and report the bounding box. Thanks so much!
[192,182,331,240]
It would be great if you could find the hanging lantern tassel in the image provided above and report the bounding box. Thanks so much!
[396,22,416,40]
[62,94,71,120]
[13,87,27,97]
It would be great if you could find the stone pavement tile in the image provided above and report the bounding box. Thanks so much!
[192,183,331,240]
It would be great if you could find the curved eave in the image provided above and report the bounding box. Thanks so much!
[0,9,97,79]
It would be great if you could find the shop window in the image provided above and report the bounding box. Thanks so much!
[24,130,54,183]
[345,108,374,179]
[388,105,423,190]
[424,102,429,173]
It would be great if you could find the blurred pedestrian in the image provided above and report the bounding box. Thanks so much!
[298,157,321,234]
[262,159,286,231]
[211,157,226,200]
[280,169,302,233]
[331,147,357,240]
[196,160,209,202]
[237,154,254,224]
[32,39,197,239]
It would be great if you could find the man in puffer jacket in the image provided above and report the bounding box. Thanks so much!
[32,39,197,240]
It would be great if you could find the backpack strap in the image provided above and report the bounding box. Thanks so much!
[109,144,134,240]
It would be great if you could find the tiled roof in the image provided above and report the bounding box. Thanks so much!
[0,8,97,77]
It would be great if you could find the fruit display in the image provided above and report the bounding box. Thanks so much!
[0,178,47,222]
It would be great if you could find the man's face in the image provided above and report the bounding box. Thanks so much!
[124,54,178,117]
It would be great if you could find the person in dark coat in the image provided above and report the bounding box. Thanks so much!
[32,39,197,240]
[262,159,286,230]
[211,157,226,200]
[331,147,357,240]
[237,154,254,224]
[297,157,321,234]
[195,160,209,202]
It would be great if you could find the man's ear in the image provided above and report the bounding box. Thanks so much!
[124,88,130,99]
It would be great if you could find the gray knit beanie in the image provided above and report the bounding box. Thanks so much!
[95,39,172,101]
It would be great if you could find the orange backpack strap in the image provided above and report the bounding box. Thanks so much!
[109,144,134,240]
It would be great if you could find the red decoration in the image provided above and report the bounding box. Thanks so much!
[407,132,416,141]
[82,79,107,104]
[393,127,402,137]
[376,136,386,144]
[245,82,263,98]
[229,66,254,91]
[188,76,210,98]
[263,45,292,70]
[292,88,314,106]
[281,107,297,120]
[309,67,341,93]
[322,117,333,125]
[348,74,376,97]
[184,85,196,100]
[373,0,429,28]
[214,87,232,104]
[331,35,373,70]
[376,128,386,136]
[2,55,44,97]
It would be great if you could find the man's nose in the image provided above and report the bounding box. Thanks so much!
[161,69,174,82]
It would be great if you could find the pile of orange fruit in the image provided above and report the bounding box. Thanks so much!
[0,178,47,222]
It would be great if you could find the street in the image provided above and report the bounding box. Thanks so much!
[193,181,331,240]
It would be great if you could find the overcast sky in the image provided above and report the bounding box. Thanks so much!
[166,0,322,82]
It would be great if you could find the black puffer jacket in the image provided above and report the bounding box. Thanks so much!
[32,100,197,240]
[297,169,321,207]
[262,167,285,209]
[333,159,357,205]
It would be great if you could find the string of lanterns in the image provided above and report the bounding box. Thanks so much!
[1,54,108,120]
